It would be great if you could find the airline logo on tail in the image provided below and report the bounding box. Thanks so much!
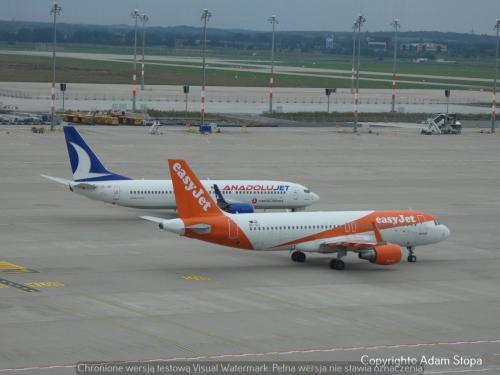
[63,126,130,182]
[168,159,221,218]
[172,162,212,212]
[69,142,112,181]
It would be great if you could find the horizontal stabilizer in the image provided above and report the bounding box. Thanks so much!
[41,175,73,186]
[140,216,165,224]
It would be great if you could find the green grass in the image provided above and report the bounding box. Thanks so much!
[0,52,488,89]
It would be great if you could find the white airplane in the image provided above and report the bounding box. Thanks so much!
[42,126,319,212]
[142,159,450,270]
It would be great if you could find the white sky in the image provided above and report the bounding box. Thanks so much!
[2,0,500,34]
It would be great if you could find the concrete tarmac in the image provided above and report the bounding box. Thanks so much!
[0,125,499,374]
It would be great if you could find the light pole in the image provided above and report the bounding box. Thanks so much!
[391,18,401,113]
[268,15,278,113]
[140,13,149,91]
[492,18,500,133]
[130,9,140,112]
[351,21,357,94]
[200,9,211,125]
[353,14,366,133]
[50,0,61,131]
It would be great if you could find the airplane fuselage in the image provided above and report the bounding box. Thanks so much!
[163,209,450,252]
[72,179,318,210]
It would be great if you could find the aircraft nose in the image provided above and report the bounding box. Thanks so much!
[442,225,450,239]
[311,192,320,202]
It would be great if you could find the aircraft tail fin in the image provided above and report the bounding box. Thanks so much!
[63,126,130,182]
[168,159,223,219]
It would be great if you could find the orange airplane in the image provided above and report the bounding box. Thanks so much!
[142,160,450,270]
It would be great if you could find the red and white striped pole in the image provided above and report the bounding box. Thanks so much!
[493,87,497,129]
[268,15,278,113]
[354,87,359,129]
[201,85,206,123]
[51,82,56,120]
[130,9,140,112]
[50,0,61,131]
[492,19,500,133]
[391,18,400,113]
[132,67,137,111]
[269,75,273,113]
[201,9,211,125]
[140,14,148,91]
[391,72,397,111]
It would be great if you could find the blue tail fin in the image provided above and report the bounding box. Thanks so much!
[63,126,130,182]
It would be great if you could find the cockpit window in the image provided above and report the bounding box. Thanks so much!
[304,189,311,193]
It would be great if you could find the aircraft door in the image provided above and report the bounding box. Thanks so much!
[113,186,120,201]
[228,219,238,240]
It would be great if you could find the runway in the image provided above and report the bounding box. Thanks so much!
[0,125,499,374]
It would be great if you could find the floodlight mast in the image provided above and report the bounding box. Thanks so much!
[492,18,500,134]
[351,21,357,94]
[130,9,141,112]
[353,14,366,133]
[391,18,401,113]
[50,0,61,131]
[140,14,149,91]
[200,9,211,125]
[268,15,278,113]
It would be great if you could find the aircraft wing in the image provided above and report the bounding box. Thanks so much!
[318,233,378,252]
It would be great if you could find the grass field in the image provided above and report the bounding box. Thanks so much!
[0,48,492,90]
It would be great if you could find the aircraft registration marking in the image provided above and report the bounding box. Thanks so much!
[182,275,211,281]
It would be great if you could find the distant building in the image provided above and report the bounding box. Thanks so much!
[366,37,390,52]
[401,43,448,53]
[325,35,334,49]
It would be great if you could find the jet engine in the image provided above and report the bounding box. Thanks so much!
[358,244,402,265]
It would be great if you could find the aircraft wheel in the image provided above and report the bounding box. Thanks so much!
[291,251,306,263]
[330,259,345,270]
[407,255,417,263]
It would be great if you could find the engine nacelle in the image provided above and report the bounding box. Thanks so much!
[358,244,402,265]
[225,203,254,214]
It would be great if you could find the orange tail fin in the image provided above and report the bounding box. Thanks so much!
[168,159,222,219]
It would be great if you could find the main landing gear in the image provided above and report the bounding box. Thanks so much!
[407,246,417,263]
[291,250,346,270]
[330,250,346,271]
[329,258,345,270]
[291,251,306,263]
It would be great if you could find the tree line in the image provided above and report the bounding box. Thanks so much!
[0,21,497,58]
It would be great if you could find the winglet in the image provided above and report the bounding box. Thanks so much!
[168,159,223,219]
[372,222,385,245]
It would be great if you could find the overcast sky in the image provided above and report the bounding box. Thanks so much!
[2,0,500,34]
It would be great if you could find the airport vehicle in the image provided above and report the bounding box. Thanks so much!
[421,113,462,135]
[142,159,450,270]
[42,126,319,211]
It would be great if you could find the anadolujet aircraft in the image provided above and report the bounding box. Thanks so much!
[142,159,450,270]
[42,126,319,212]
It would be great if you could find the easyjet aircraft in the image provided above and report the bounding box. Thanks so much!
[42,126,319,212]
[142,159,450,270]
